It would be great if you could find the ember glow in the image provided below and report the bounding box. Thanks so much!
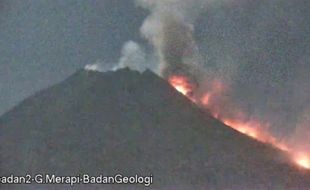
[168,75,194,97]
[223,119,267,140]
[168,74,310,170]
[295,153,310,169]
[201,93,211,106]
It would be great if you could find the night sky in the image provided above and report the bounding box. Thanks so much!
[0,0,146,115]
[0,0,309,138]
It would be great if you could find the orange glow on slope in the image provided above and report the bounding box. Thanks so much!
[168,74,310,170]
[201,93,211,106]
[222,118,291,150]
[222,117,310,170]
[223,119,262,139]
[168,75,193,96]
[295,153,310,169]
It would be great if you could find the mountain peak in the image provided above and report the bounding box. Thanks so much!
[0,68,309,189]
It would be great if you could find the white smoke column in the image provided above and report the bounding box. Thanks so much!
[85,41,151,72]
[113,41,147,72]
[84,63,101,71]
[84,60,108,72]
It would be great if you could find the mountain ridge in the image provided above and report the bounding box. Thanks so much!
[0,68,309,190]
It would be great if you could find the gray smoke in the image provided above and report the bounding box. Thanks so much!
[136,0,214,79]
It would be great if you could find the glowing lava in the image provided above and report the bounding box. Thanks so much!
[295,154,310,169]
[168,74,310,170]
[223,119,261,139]
[168,75,193,96]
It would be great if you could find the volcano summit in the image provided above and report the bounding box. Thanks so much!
[0,68,309,190]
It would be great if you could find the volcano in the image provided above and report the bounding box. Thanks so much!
[0,68,309,190]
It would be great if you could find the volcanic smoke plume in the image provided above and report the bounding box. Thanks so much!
[136,0,310,169]
[84,0,309,169]
[137,0,207,79]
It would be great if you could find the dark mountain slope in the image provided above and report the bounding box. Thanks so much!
[0,68,309,190]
